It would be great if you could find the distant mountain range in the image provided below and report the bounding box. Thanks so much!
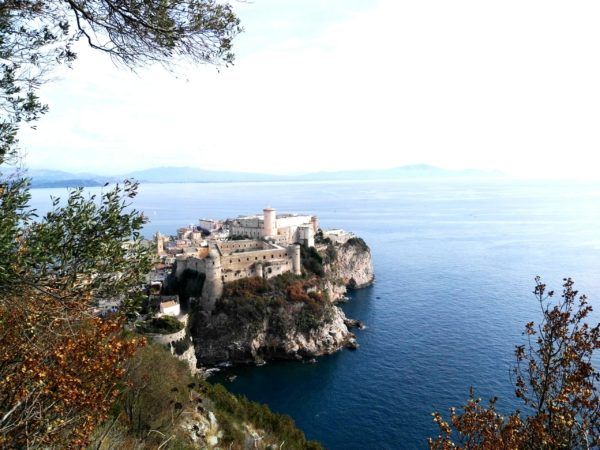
[23,164,503,188]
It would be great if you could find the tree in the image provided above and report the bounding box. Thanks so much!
[0,182,152,447]
[429,278,600,449]
[1,0,241,164]
[0,0,241,446]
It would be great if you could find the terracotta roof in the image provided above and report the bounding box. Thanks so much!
[160,301,178,308]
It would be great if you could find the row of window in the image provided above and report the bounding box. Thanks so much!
[227,252,288,264]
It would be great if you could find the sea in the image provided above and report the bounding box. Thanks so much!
[29,178,600,449]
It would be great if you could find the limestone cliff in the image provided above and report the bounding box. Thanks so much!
[190,295,356,365]
[321,237,375,301]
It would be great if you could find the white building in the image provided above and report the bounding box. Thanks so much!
[159,300,180,317]
[229,207,318,247]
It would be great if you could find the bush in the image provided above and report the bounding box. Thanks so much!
[136,316,183,334]
[429,278,600,449]
[300,245,325,276]
[344,237,369,252]
[90,341,323,449]
[171,336,191,355]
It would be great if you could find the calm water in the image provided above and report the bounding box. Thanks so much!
[30,179,600,449]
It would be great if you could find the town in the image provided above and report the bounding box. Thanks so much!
[146,207,355,318]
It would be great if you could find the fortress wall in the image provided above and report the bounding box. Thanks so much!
[218,240,269,254]
[229,225,263,238]
[149,326,187,346]
[222,266,258,282]
[221,248,289,271]
[264,260,292,279]
[175,255,211,277]
[221,259,293,282]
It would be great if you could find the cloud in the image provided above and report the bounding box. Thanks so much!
[19,0,600,178]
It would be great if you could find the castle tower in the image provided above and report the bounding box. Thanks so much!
[255,262,264,279]
[262,207,276,237]
[201,247,223,311]
[289,244,301,275]
[155,231,164,255]
[311,216,319,234]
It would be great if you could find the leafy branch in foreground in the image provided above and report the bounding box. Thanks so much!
[0,182,152,447]
[429,277,599,449]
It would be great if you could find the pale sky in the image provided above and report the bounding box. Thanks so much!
[19,0,600,178]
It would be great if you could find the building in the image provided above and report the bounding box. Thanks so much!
[159,300,180,316]
[229,207,318,247]
[158,208,316,308]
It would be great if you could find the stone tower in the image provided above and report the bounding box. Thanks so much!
[255,262,264,279]
[289,244,301,275]
[311,216,319,234]
[155,231,164,255]
[201,247,223,311]
[262,207,276,237]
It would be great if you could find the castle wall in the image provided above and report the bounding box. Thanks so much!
[217,240,268,254]
[221,248,290,271]
[229,225,263,238]
[276,215,312,228]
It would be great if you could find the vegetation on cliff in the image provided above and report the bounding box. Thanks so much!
[136,315,185,334]
[90,340,322,449]
[195,273,334,337]
[300,245,325,277]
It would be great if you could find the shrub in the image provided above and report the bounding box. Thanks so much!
[136,316,183,334]
[171,336,191,355]
[344,237,369,252]
[300,245,325,276]
[429,278,600,449]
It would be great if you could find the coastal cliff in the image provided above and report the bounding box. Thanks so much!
[320,236,375,301]
[188,235,373,366]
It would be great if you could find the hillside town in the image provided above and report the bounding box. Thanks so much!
[147,207,355,315]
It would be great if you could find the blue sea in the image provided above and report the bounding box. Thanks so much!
[30,179,600,449]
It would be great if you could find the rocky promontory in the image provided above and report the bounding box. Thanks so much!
[187,233,374,367]
[319,235,375,301]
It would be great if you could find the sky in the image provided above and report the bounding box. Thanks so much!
[18,0,600,178]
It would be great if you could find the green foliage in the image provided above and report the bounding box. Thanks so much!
[10,181,151,301]
[207,383,323,449]
[136,316,184,334]
[300,245,325,277]
[91,340,323,449]
[216,275,334,334]
[171,336,191,356]
[344,236,369,252]
[0,0,242,445]
[314,228,331,245]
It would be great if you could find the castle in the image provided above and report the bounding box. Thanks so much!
[157,208,319,305]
